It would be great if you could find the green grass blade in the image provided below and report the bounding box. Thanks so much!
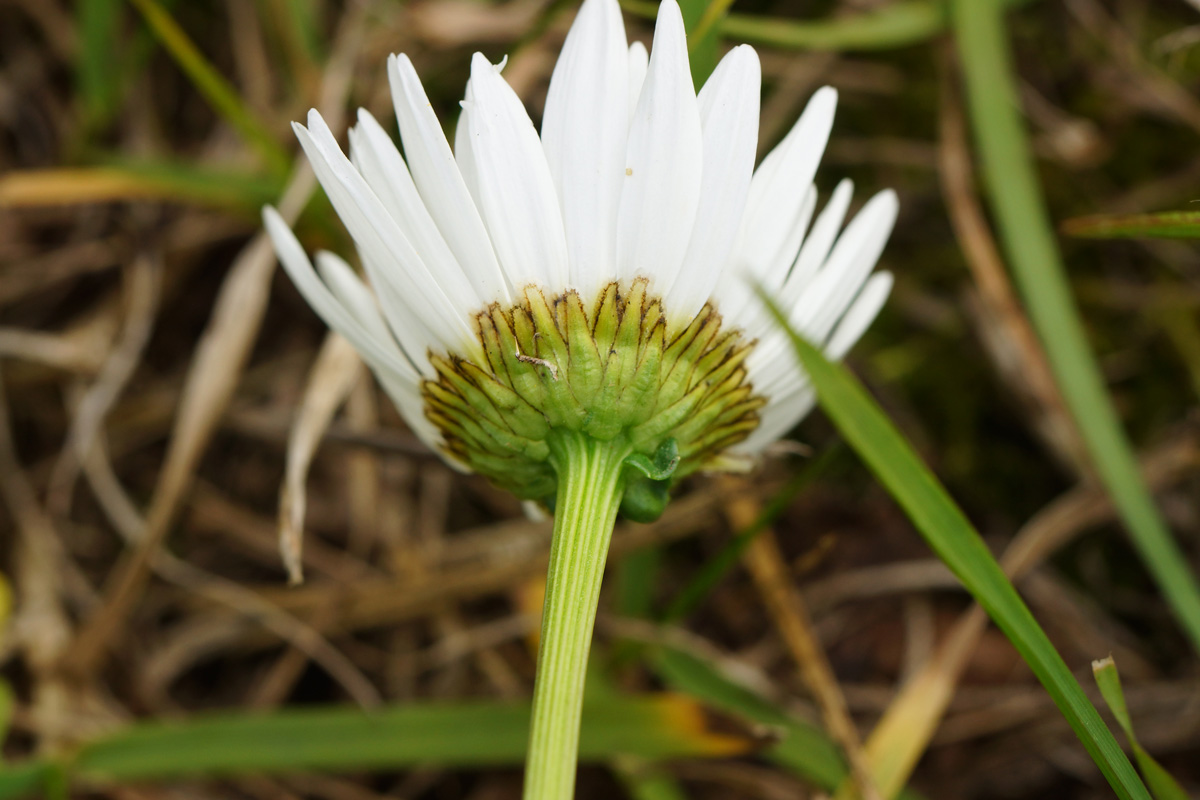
[659,0,1033,54]
[1093,658,1190,800]
[719,1,943,52]
[126,0,290,176]
[0,695,752,799]
[759,293,1150,800]
[0,162,283,213]
[1061,211,1200,240]
[77,0,124,126]
[951,0,1200,652]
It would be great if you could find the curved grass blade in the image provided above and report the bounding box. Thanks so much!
[649,645,926,799]
[1061,211,1200,240]
[951,0,1200,652]
[758,291,1150,800]
[0,164,283,212]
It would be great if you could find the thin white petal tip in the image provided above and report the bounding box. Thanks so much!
[305,108,327,129]
[812,85,838,106]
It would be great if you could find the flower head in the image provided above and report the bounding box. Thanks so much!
[264,0,897,518]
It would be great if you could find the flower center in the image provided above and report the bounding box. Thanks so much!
[422,278,765,520]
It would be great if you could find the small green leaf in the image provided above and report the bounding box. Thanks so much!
[620,477,671,523]
[624,438,680,481]
[620,439,679,523]
[1062,211,1200,240]
[1093,657,1190,800]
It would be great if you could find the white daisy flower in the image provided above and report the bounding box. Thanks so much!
[263,0,897,518]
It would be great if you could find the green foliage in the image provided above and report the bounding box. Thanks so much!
[759,289,1151,800]
[1062,211,1200,240]
[951,0,1200,653]
[127,0,290,176]
[0,695,751,799]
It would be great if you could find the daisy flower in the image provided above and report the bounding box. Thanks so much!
[264,0,896,795]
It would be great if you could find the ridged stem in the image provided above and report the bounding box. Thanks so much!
[522,432,629,800]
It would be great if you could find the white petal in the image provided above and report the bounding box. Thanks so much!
[793,188,898,341]
[627,41,648,119]
[666,45,761,323]
[717,185,815,332]
[736,86,837,276]
[743,87,837,246]
[464,53,570,293]
[315,250,439,379]
[734,388,817,455]
[541,0,629,298]
[736,272,892,454]
[349,109,470,312]
[615,0,702,295]
[747,189,898,395]
[388,53,511,304]
[372,368,459,467]
[293,114,475,354]
[271,225,447,459]
[826,271,892,359]
[783,178,854,302]
[263,207,419,385]
[313,250,394,347]
[455,81,482,207]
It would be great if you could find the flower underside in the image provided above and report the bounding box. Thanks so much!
[422,277,765,520]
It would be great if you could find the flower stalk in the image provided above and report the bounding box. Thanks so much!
[523,432,631,800]
[264,0,900,794]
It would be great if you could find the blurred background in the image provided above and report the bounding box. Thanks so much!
[1,0,1199,797]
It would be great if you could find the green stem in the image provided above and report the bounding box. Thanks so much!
[523,433,630,800]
